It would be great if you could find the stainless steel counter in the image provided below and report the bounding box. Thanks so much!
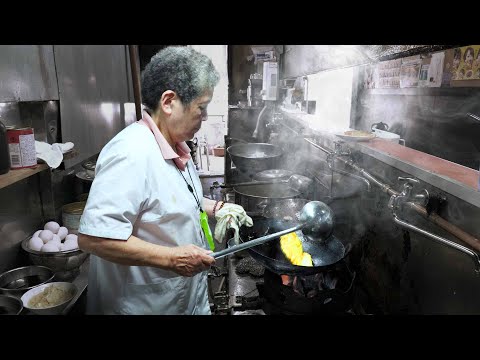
[280,109,480,209]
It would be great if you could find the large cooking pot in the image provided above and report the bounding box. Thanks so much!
[262,198,310,220]
[253,169,293,182]
[238,217,346,276]
[234,183,302,214]
[227,143,283,179]
[262,198,336,220]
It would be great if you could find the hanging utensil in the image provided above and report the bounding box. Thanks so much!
[212,201,334,259]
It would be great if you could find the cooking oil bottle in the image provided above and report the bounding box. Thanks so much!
[0,118,10,175]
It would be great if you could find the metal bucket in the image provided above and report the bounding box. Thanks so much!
[62,201,86,234]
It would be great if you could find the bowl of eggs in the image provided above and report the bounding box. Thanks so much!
[21,220,89,277]
[21,281,77,315]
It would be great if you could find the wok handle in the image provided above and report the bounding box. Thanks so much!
[212,224,304,259]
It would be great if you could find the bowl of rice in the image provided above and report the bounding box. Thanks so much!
[21,282,77,315]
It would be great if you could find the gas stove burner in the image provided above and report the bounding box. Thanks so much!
[259,262,356,315]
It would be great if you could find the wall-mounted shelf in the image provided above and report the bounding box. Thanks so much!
[0,164,49,190]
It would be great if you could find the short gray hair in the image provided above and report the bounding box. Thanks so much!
[141,46,220,111]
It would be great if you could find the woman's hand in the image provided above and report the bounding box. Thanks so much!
[169,244,215,277]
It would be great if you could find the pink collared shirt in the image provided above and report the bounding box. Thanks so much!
[138,110,191,171]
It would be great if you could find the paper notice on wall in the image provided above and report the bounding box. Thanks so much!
[418,64,430,88]
[376,58,401,88]
[426,52,445,87]
[400,55,422,88]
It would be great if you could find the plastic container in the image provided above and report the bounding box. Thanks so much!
[62,201,86,235]
[0,120,10,175]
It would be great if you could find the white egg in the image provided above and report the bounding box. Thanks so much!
[60,242,78,251]
[57,227,68,240]
[65,234,78,243]
[29,236,44,251]
[39,230,54,244]
[48,237,61,246]
[51,234,61,243]
[40,242,60,252]
[44,221,60,234]
[33,230,42,238]
[64,238,78,247]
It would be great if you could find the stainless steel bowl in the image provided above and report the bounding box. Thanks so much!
[21,237,89,275]
[0,295,23,315]
[0,265,55,298]
[227,143,283,179]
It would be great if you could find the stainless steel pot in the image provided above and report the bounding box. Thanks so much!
[234,183,302,214]
[227,143,283,179]
[254,169,293,182]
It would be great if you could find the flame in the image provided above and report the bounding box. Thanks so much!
[281,275,292,286]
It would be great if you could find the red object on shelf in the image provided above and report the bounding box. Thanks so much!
[213,147,225,157]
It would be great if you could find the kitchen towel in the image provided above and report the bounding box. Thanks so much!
[35,141,74,169]
[214,203,253,245]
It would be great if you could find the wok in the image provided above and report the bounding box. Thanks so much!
[238,218,346,276]
[227,143,283,178]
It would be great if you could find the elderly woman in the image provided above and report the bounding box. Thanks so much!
[78,46,249,315]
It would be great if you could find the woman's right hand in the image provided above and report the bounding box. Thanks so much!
[169,244,215,277]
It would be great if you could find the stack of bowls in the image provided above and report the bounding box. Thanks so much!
[0,265,56,315]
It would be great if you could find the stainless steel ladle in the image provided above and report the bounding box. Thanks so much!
[212,201,334,259]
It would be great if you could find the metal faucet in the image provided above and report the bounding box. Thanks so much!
[388,176,480,273]
[388,177,429,209]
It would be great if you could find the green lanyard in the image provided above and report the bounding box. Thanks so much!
[176,163,215,251]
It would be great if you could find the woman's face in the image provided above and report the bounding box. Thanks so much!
[169,90,213,143]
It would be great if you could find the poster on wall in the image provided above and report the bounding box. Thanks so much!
[450,45,480,80]
[400,55,422,88]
